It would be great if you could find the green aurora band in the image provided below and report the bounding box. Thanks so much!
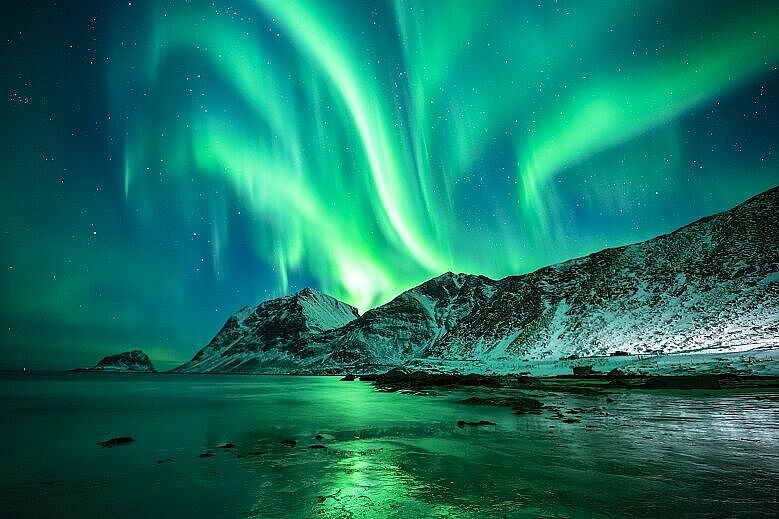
[112,0,779,310]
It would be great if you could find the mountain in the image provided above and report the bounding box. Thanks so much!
[175,288,360,373]
[76,350,155,372]
[421,186,779,370]
[314,272,499,369]
[178,185,779,374]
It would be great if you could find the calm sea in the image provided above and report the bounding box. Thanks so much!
[1,372,777,517]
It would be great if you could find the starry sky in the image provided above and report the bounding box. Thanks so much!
[1,0,777,370]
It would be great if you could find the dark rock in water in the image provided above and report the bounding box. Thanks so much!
[156,458,175,464]
[643,375,721,390]
[610,351,630,357]
[605,397,615,403]
[563,354,580,360]
[98,436,135,448]
[198,452,213,458]
[572,365,595,376]
[280,439,297,447]
[459,396,497,406]
[374,369,502,392]
[563,418,581,424]
[308,444,327,449]
[548,408,565,419]
[218,443,236,449]
[607,368,626,378]
[314,434,325,440]
[457,420,497,428]
[511,398,544,414]
[340,374,356,381]
[458,395,543,415]
[608,379,630,388]
[83,350,155,372]
[358,374,378,382]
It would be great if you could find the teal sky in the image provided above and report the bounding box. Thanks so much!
[1,0,777,370]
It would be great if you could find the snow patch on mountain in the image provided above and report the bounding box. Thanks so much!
[174,288,359,373]
[177,185,779,374]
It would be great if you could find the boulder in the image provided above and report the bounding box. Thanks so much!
[98,436,135,448]
[572,365,595,376]
[457,420,497,428]
[606,368,626,378]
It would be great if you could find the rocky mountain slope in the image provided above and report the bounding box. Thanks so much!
[427,185,779,368]
[76,350,155,372]
[178,185,779,374]
[175,288,360,373]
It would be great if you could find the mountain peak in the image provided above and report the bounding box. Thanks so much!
[420,271,479,292]
[295,287,319,297]
[178,184,779,374]
[86,350,155,372]
[178,288,359,373]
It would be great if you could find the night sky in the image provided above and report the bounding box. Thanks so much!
[1,1,777,370]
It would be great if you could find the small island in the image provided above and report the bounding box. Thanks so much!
[72,350,155,373]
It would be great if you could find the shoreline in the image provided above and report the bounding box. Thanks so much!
[4,347,778,378]
[369,369,779,394]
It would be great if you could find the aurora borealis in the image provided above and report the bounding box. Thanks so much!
[1,1,778,369]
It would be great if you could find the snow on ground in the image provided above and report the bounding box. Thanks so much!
[403,348,779,377]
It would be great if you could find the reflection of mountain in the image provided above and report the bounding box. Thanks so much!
[178,185,779,374]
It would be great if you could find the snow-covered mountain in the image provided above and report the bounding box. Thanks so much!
[175,288,360,373]
[424,186,779,369]
[316,272,499,369]
[178,185,779,374]
[81,350,155,372]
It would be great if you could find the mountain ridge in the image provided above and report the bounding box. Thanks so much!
[174,287,360,373]
[176,185,779,374]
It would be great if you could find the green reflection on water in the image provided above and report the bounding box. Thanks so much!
[1,373,778,518]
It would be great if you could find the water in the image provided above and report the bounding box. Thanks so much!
[1,372,777,518]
